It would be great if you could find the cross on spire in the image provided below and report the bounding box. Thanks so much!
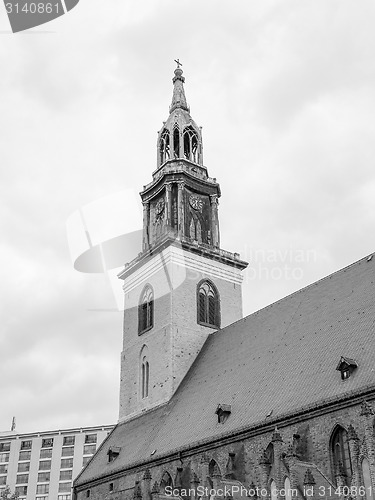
[174,58,182,68]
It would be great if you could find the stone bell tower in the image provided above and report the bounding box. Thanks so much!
[118,63,248,422]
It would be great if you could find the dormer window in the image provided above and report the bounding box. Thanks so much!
[216,404,231,423]
[336,356,358,380]
[107,446,121,463]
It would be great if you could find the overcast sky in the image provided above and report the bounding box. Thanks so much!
[1,0,375,434]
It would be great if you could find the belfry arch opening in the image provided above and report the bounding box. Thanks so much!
[183,125,199,163]
[160,129,170,164]
[173,126,180,158]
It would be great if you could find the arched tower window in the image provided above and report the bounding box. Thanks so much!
[140,346,150,399]
[160,129,170,164]
[173,126,180,158]
[330,425,352,484]
[197,281,220,328]
[138,286,154,334]
[183,126,199,163]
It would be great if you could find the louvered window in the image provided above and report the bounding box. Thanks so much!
[197,281,220,328]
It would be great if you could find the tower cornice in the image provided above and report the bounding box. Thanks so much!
[141,160,221,201]
[118,236,248,282]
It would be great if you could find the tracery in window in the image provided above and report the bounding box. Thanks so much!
[138,286,154,334]
[183,126,199,163]
[197,281,220,328]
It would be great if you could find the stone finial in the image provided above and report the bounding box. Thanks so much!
[151,482,160,495]
[143,469,152,481]
[360,400,374,417]
[304,469,316,486]
[347,424,359,441]
[134,481,143,499]
[272,427,283,442]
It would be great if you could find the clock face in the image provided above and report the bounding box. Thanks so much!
[189,195,203,212]
[155,198,165,215]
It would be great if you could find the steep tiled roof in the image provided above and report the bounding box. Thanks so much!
[76,254,375,486]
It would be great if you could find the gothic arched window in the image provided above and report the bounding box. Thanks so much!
[173,126,180,158]
[208,459,221,478]
[330,425,352,485]
[160,129,170,164]
[183,126,199,163]
[197,281,220,328]
[138,286,154,335]
[160,472,173,493]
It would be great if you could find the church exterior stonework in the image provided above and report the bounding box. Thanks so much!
[73,66,375,500]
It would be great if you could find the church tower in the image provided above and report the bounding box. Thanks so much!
[118,63,248,422]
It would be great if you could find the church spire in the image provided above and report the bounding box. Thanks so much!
[169,59,190,113]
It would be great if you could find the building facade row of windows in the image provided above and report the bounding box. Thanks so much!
[0,433,96,455]
[0,482,73,497]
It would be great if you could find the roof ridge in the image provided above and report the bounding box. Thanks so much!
[217,251,375,333]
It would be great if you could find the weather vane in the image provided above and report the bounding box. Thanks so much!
[174,58,182,68]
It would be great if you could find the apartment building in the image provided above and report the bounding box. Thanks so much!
[0,424,114,500]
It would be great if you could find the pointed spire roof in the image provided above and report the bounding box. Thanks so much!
[169,60,190,113]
